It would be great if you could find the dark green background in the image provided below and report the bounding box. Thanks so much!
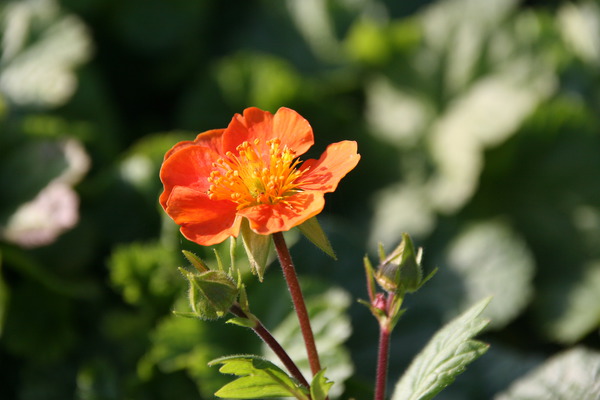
[1,0,599,399]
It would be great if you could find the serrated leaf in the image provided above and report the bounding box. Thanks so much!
[310,369,334,400]
[496,347,600,400]
[240,219,271,281]
[392,297,491,400]
[209,355,309,399]
[297,217,336,259]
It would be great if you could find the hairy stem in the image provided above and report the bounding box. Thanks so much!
[374,322,391,400]
[230,303,309,388]
[272,232,322,376]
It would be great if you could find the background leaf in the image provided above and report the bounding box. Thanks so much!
[496,347,600,400]
[421,220,535,329]
[260,281,354,398]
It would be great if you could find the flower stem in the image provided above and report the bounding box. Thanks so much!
[272,231,322,376]
[230,303,309,388]
[374,322,391,400]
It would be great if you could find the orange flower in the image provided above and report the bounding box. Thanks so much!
[160,107,360,246]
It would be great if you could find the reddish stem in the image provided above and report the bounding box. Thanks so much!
[272,232,322,376]
[374,322,391,400]
[230,303,309,388]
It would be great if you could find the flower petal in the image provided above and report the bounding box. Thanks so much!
[223,107,314,157]
[239,192,325,235]
[159,144,221,209]
[299,140,360,192]
[163,129,224,162]
[272,107,314,156]
[165,186,241,246]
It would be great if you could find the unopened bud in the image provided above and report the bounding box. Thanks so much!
[373,293,387,312]
[375,233,423,293]
[181,269,238,320]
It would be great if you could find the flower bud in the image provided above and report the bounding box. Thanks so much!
[375,233,424,293]
[181,269,239,320]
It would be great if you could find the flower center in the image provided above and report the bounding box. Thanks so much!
[207,138,304,209]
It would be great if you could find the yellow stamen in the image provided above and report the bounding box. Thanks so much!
[207,139,304,209]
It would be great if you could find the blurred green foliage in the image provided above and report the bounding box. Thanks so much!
[1,0,600,399]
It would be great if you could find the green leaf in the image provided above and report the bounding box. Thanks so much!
[496,347,600,400]
[392,297,492,400]
[240,219,272,281]
[297,217,336,259]
[208,355,309,399]
[310,369,334,400]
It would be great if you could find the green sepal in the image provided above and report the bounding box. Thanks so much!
[240,219,272,281]
[238,283,250,313]
[181,268,238,320]
[229,236,238,273]
[226,316,258,328]
[297,217,336,259]
[208,354,310,399]
[378,242,387,263]
[182,250,209,273]
[388,297,407,331]
[310,369,334,400]
[420,266,438,288]
[363,255,377,301]
[213,248,225,271]
[172,310,201,318]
